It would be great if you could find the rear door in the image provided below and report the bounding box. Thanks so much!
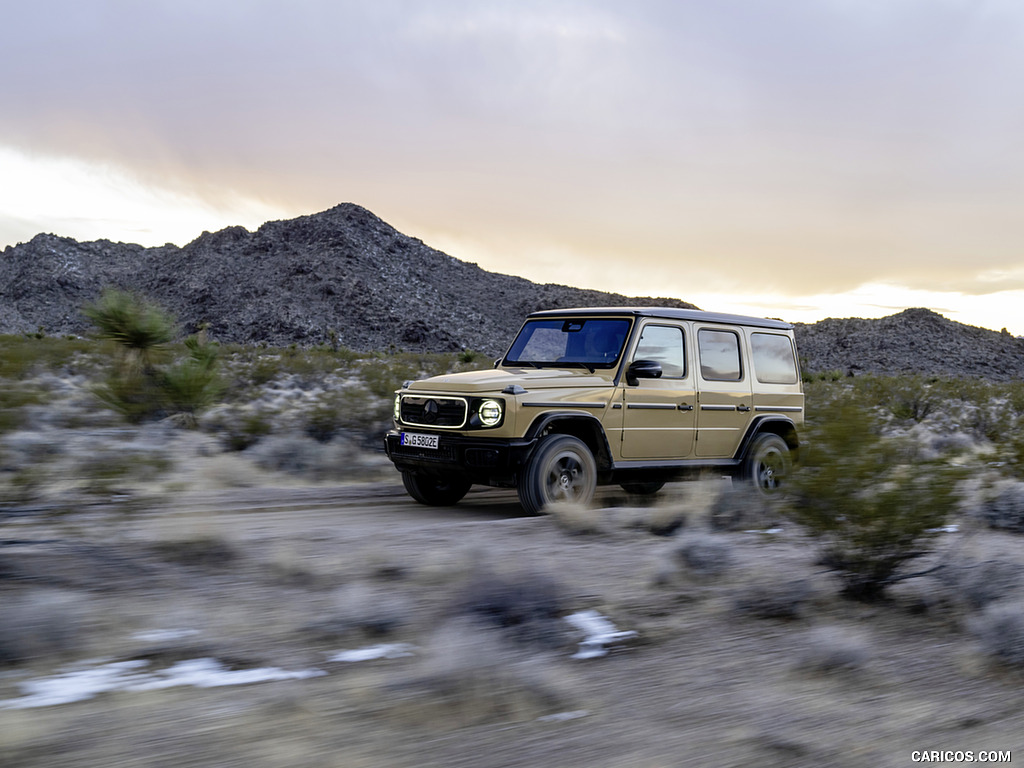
[620,321,696,459]
[694,326,753,457]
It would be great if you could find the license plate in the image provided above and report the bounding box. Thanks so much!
[401,432,439,450]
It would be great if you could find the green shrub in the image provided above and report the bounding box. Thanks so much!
[84,290,222,425]
[161,337,224,425]
[852,374,938,422]
[0,385,48,433]
[82,288,175,371]
[784,394,965,601]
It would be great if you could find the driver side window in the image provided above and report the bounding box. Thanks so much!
[632,324,685,378]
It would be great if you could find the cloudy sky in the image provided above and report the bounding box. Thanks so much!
[2,1,1023,334]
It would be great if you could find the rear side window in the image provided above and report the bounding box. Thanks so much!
[632,324,685,378]
[698,329,742,381]
[751,333,798,384]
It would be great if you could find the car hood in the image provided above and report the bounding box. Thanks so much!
[406,367,615,394]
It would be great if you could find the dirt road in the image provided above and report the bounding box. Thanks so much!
[2,481,1023,768]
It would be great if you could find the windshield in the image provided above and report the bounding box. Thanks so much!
[504,318,632,369]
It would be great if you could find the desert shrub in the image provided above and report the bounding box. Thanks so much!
[211,407,276,451]
[972,480,1024,532]
[733,578,812,620]
[969,600,1024,667]
[802,368,844,383]
[937,559,1023,611]
[454,569,566,648]
[0,335,96,379]
[0,466,47,507]
[0,385,48,433]
[668,533,734,580]
[150,535,237,568]
[160,337,224,424]
[246,433,377,481]
[785,394,965,601]
[795,627,871,673]
[382,618,569,728]
[853,374,938,422]
[644,504,688,537]
[995,433,1024,481]
[302,388,391,445]
[74,448,172,495]
[708,484,775,532]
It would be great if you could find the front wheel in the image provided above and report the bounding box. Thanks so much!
[402,472,471,506]
[518,434,597,515]
[742,433,792,495]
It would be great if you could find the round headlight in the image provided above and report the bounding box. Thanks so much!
[393,394,402,422]
[478,399,503,427]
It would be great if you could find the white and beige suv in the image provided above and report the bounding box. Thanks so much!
[385,307,803,514]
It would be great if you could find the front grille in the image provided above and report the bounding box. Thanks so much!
[400,395,468,428]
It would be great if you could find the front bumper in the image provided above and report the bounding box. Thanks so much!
[383,429,537,485]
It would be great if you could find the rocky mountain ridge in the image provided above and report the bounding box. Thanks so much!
[2,203,1022,380]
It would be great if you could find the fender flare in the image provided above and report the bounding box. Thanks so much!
[523,411,616,472]
[734,415,800,463]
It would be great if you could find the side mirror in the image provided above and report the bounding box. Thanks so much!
[626,359,663,386]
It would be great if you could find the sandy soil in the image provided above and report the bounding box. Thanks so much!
[1,480,1023,768]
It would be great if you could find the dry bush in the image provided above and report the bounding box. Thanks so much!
[380,618,570,729]
[708,483,777,532]
[453,568,567,649]
[936,558,1023,612]
[795,626,871,674]
[969,600,1024,667]
[303,584,411,643]
[147,513,237,570]
[733,578,813,620]
[246,433,387,482]
[664,533,734,582]
[644,503,688,537]
[971,479,1024,533]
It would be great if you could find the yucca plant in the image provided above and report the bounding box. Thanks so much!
[82,288,175,373]
[84,289,222,425]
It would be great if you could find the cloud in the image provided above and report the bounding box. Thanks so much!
[2,0,1024,313]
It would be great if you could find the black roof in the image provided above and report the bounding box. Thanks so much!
[527,307,794,331]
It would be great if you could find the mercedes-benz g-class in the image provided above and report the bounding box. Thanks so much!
[384,307,803,514]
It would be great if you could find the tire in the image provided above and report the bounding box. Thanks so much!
[517,434,597,515]
[742,433,791,495]
[619,481,665,496]
[402,472,471,506]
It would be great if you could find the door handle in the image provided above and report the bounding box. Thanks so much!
[737,404,750,412]
[678,403,693,411]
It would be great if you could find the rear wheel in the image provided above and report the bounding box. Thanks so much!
[518,434,597,515]
[742,433,791,495]
[401,472,471,506]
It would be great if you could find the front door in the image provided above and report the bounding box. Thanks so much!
[620,322,696,459]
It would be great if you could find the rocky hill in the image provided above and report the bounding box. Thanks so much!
[795,309,1024,382]
[2,203,1022,379]
[0,204,695,356]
